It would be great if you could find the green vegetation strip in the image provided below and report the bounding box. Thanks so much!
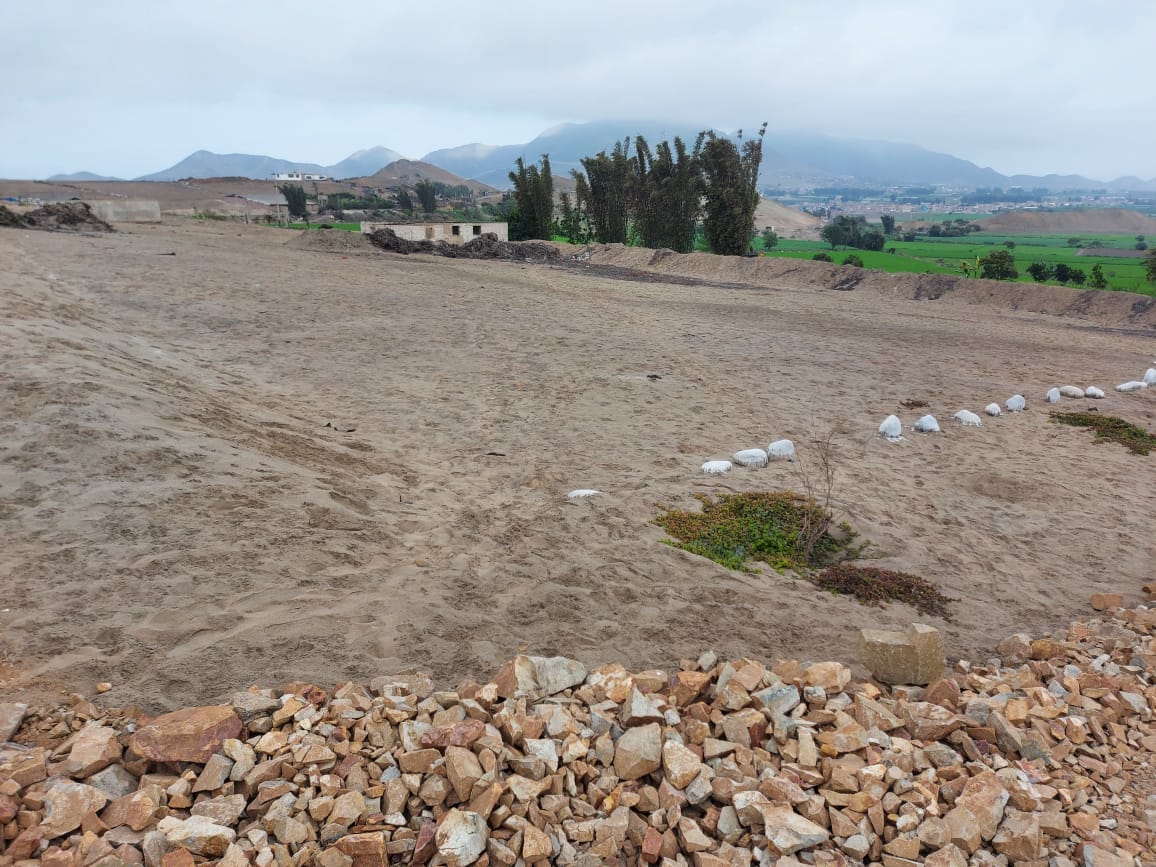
[810,565,954,619]
[654,492,855,572]
[1050,412,1156,455]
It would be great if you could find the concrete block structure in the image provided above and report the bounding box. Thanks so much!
[360,221,508,244]
[86,200,162,223]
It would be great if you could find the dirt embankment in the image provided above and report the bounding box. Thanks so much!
[577,244,1156,329]
[983,208,1156,235]
[0,202,113,232]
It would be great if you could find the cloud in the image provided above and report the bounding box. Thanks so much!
[2,0,1151,179]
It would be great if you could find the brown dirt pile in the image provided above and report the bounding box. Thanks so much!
[577,244,1156,329]
[287,229,374,254]
[367,228,561,262]
[983,208,1156,235]
[2,602,1155,865]
[0,201,113,232]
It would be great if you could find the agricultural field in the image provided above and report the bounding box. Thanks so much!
[761,233,1154,295]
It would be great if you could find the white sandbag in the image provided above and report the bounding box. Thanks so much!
[1085,386,1105,399]
[1059,385,1085,398]
[1045,387,1062,404]
[1006,394,1026,412]
[1117,381,1148,393]
[1144,368,1156,385]
[733,448,769,468]
[701,460,732,475]
[567,489,601,500]
[767,439,796,461]
[878,415,903,440]
[913,414,940,432]
[954,410,983,427]
[985,403,1002,417]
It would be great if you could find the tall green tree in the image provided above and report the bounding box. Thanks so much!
[414,179,437,213]
[557,191,587,244]
[277,183,308,223]
[631,134,705,253]
[880,214,896,235]
[979,250,1018,280]
[508,155,555,240]
[1145,249,1156,283]
[574,141,633,244]
[700,124,766,256]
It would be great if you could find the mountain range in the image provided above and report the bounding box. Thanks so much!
[46,123,1156,192]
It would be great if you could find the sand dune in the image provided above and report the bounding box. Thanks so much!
[1,221,1154,710]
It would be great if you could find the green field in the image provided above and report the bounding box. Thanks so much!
[762,234,1154,296]
[284,222,361,231]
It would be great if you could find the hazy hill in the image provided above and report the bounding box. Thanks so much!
[328,146,405,179]
[422,121,712,188]
[137,147,406,182]
[46,171,123,182]
[364,160,497,195]
[421,121,1156,193]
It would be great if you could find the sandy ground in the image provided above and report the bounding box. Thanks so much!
[2,220,1155,711]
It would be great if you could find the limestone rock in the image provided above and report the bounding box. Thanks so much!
[902,701,965,741]
[0,702,28,742]
[131,706,242,763]
[1089,593,1123,611]
[190,794,247,826]
[41,780,110,838]
[859,623,945,685]
[614,722,662,780]
[492,654,587,699]
[161,815,237,858]
[995,633,1032,664]
[64,724,122,777]
[760,805,830,855]
[662,739,703,789]
[435,809,488,866]
[334,831,389,867]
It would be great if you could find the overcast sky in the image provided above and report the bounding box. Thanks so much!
[3,0,1152,180]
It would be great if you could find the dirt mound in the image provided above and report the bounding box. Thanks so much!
[367,227,561,262]
[754,196,823,239]
[579,243,1156,329]
[984,207,1156,234]
[287,228,373,253]
[0,201,114,232]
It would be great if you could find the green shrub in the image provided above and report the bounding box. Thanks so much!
[810,565,954,618]
[812,252,833,262]
[654,492,857,572]
[1050,412,1156,455]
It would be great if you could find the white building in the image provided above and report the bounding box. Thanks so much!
[272,171,330,182]
[360,221,509,244]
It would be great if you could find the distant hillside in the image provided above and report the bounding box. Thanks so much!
[422,121,712,188]
[328,146,404,179]
[421,121,1156,193]
[137,146,406,182]
[46,171,123,182]
[365,160,497,195]
[983,208,1156,234]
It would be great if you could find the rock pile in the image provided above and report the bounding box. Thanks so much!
[0,203,114,233]
[366,229,559,263]
[3,604,1156,866]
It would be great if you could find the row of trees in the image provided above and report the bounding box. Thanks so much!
[507,124,767,256]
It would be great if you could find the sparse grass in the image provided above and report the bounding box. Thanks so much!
[654,491,859,572]
[811,564,955,619]
[1050,412,1156,455]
